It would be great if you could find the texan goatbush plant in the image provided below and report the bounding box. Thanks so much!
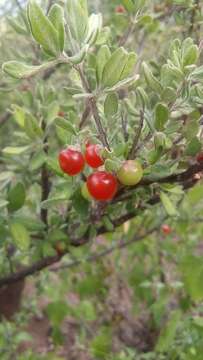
[1,4,203,350]
[2,0,203,276]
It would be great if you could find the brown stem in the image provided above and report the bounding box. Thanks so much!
[79,102,91,129]
[0,111,10,127]
[119,22,134,47]
[89,97,110,150]
[128,110,144,159]
[0,221,162,288]
[189,0,200,41]
[76,66,110,150]
[40,120,51,229]
[121,112,129,142]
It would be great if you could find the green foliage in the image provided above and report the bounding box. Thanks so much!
[27,0,60,56]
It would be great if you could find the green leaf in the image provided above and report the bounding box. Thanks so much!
[183,45,199,67]
[105,74,139,92]
[182,38,198,66]
[120,52,137,81]
[0,200,9,209]
[46,101,60,125]
[2,60,57,79]
[104,159,121,172]
[13,215,45,232]
[29,151,47,171]
[154,132,167,151]
[10,222,30,251]
[15,332,32,344]
[0,172,13,183]
[122,0,135,12]
[41,196,70,209]
[48,4,65,52]
[186,184,203,206]
[47,158,64,177]
[12,105,25,127]
[142,62,163,93]
[154,103,169,131]
[185,136,201,156]
[96,27,110,46]
[66,0,89,44]
[85,13,102,46]
[162,87,177,102]
[160,191,178,217]
[104,93,118,117]
[148,148,162,165]
[27,0,60,56]
[46,301,69,326]
[161,64,183,87]
[55,117,77,135]
[7,16,28,35]
[90,327,112,360]
[183,118,199,140]
[24,113,43,140]
[51,327,64,346]
[96,45,111,84]
[3,146,30,155]
[68,45,89,64]
[156,310,181,352]
[136,86,150,109]
[180,255,203,302]
[102,47,128,88]
[7,182,26,212]
[190,65,203,81]
[72,189,89,217]
[73,300,97,321]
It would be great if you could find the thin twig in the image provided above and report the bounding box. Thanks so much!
[76,65,110,150]
[128,110,144,159]
[79,101,91,129]
[0,111,10,127]
[119,22,135,47]
[121,112,129,142]
[40,120,51,229]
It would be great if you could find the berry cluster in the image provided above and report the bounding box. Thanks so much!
[58,143,143,202]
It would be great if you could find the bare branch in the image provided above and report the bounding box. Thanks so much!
[0,220,162,288]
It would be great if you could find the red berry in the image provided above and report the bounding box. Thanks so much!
[115,5,125,13]
[58,111,65,117]
[161,224,172,235]
[85,143,104,168]
[58,148,85,176]
[196,152,203,163]
[87,171,118,201]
